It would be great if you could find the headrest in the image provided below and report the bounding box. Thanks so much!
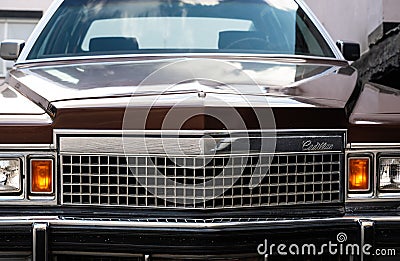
[89,37,139,52]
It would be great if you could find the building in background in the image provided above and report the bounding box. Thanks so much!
[0,0,399,86]
[305,0,400,53]
[0,0,52,76]
[305,0,400,88]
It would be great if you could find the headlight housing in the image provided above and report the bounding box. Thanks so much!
[0,159,21,193]
[379,157,400,191]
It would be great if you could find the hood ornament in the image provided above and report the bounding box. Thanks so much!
[197,90,206,98]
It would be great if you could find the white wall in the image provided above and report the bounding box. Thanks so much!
[304,0,400,54]
[304,0,380,54]
[0,0,53,12]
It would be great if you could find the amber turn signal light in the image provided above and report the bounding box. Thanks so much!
[348,158,369,191]
[31,160,53,193]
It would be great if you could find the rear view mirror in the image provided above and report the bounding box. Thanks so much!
[0,40,25,61]
[336,40,360,61]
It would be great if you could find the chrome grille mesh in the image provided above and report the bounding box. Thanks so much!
[61,153,341,209]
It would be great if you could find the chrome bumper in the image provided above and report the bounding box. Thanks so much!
[0,216,399,260]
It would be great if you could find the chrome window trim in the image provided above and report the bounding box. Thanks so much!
[17,0,64,62]
[16,0,345,64]
[295,0,344,59]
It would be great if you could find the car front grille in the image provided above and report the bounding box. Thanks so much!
[61,152,342,209]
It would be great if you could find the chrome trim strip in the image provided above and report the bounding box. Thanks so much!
[17,53,347,67]
[0,144,53,150]
[359,220,374,261]
[347,198,400,202]
[0,216,58,221]
[151,253,257,259]
[54,129,347,149]
[0,114,52,125]
[58,135,345,154]
[0,217,360,228]
[0,252,32,257]
[52,251,142,258]
[54,129,348,134]
[39,216,400,226]
[32,223,48,261]
[58,151,343,156]
[0,216,398,228]
[348,143,400,149]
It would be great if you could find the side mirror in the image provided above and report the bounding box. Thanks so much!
[0,40,25,61]
[336,40,360,61]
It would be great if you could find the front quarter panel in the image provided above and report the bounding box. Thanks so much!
[349,82,400,143]
[0,83,52,144]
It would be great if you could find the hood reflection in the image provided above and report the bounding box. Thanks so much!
[13,58,356,108]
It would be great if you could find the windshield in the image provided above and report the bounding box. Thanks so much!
[27,0,335,60]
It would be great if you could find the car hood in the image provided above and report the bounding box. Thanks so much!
[11,57,356,106]
[8,56,357,131]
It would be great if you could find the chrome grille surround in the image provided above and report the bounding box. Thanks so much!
[58,130,345,209]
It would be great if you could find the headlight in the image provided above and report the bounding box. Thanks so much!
[0,159,21,193]
[379,157,400,191]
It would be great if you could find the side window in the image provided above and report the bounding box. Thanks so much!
[295,10,333,56]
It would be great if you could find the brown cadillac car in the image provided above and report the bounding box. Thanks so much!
[0,0,399,260]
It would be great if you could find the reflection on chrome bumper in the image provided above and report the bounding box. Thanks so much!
[0,216,399,260]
